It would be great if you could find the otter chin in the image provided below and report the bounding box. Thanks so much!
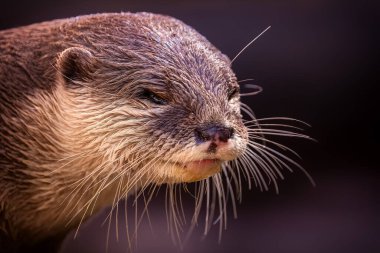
[0,11,309,253]
[162,158,223,183]
[181,159,223,182]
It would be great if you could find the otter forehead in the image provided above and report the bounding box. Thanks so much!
[72,13,238,112]
[66,13,237,93]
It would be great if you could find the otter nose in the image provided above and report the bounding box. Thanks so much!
[195,125,234,143]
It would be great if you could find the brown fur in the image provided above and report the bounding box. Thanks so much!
[0,13,248,252]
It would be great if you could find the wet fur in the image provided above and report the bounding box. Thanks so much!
[0,12,311,252]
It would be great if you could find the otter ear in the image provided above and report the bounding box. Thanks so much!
[57,47,95,87]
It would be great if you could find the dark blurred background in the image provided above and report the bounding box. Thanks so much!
[1,0,378,252]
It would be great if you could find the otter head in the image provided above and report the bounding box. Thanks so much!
[56,14,248,189]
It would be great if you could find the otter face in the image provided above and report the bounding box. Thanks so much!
[57,20,248,185]
[114,38,248,183]
[109,50,248,184]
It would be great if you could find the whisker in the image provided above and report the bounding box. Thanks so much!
[253,117,311,127]
[240,84,263,97]
[237,78,255,83]
[231,26,271,64]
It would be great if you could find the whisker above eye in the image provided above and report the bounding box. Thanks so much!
[230,26,271,64]
[240,84,263,97]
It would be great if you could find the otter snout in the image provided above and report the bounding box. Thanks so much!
[194,124,234,144]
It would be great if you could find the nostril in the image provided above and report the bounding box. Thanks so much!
[195,128,211,142]
[195,125,234,143]
[219,127,234,142]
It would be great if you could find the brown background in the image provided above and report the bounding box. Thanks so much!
[1,1,378,252]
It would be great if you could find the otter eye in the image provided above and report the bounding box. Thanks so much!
[140,89,167,105]
[228,87,239,101]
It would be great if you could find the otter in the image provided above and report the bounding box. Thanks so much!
[0,12,311,252]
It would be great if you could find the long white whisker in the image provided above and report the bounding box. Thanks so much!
[231,26,271,64]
